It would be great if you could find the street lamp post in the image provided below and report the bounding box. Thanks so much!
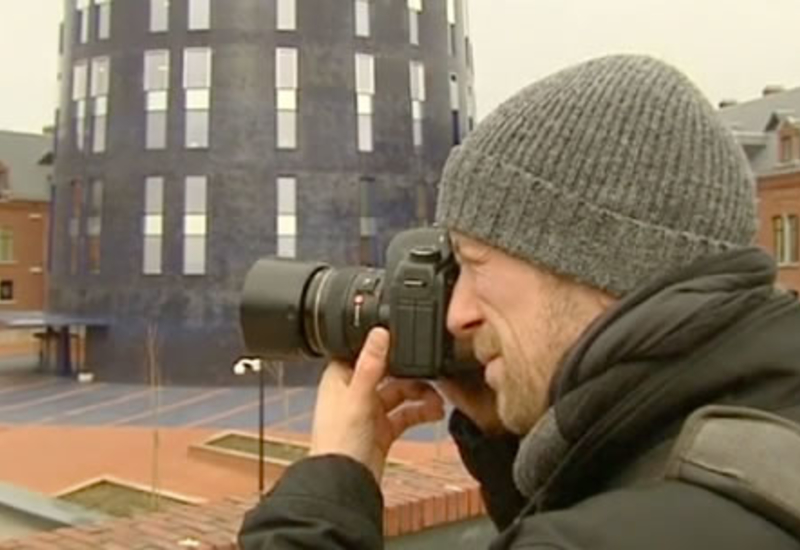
[234,358,266,494]
[259,363,265,494]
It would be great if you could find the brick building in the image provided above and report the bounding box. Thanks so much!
[719,86,800,293]
[0,131,52,311]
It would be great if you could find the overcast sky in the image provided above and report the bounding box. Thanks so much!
[0,0,798,134]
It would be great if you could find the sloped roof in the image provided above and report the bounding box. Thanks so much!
[0,131,52,202]
[718,87,800,133]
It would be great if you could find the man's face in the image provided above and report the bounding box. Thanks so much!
[447,232,610,435]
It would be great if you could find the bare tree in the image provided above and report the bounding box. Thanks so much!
[145,324,162,512]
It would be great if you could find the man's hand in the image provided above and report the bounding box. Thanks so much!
[309,328,445,482]
[438,374,506,435]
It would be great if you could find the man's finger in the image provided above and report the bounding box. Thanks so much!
[386,391,445,438]
[319,360,354,389]
[377,379,432,412]
[350,328,390,396]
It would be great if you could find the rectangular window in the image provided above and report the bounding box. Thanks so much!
[277,0,296,31]
[143,177,164,275]
[355,54,375,153]
[277,176,297,258]
[467,85,476,132]
[150,0,169,32]
[145,50,170,149]
[450,73,460,145]
[276,48,299,150]
[184,48,212,149]
[87,180,103,273]
[775,215,787,264]
[183,176,207,275]
[775,214,800,265]
[77,0,91,44]
[91,57,110,153]
[0,229,13,263]
[96,0,112,39]
[188,0,210,31]
[70,180,83,275]
[410,61,425,148]
[359,178,378,265]
[408,0,422,45]
[780,136,795,163]
[0,281,13,303]
[73,62,88,151]
[447,0,457,56]
[355,0,370,37]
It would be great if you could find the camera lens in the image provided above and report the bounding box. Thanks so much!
[240,259,387,362]
[240,258,328,359]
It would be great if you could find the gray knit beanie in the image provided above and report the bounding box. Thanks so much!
[435,54,758,296]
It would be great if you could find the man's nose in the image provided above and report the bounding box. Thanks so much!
[447,272,482,339]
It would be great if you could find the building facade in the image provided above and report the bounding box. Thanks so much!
[719,87,800,294]
[0,132,52,312]
[51,0,476,384]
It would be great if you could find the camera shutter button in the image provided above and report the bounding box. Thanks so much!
[410,246,441,262]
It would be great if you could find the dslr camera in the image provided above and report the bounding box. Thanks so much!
[239,227,477,378]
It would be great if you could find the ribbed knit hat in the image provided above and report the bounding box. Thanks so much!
[435,54,758,296]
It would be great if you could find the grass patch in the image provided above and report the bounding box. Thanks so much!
[59,480,191,518]
[205,433,409,470]
[207,434,309,463]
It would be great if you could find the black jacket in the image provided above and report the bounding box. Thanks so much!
[239,249,800,549]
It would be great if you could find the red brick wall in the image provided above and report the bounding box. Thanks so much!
[757,170,800,293]
[0,200,48,311]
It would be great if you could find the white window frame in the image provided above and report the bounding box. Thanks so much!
[277,0,296,31]
[355,0,370,37]
[277,176,297,258]
[188,0,211,31]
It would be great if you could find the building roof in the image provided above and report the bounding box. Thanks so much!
[718,87,800,132]
[0,131,52,202]
[0,311,110,329]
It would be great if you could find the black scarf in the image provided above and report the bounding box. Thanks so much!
[512,247,800,511]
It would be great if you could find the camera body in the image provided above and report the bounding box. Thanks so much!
[240,227,476,378]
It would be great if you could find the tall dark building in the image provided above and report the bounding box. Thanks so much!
[51,0,476,384]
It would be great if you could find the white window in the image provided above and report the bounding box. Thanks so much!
[145,51,170,150]
[774,214,799,265]
[184,48,212,89]
[150,0,170,32]
[276,48,299,150]
[449,74,459,110]
[277,0,296,31]
[73,62,88,151]
[276,48,298,90]
[90,57,110,153]
[144,177,164,275]
[77,0,91,44]
[410,61,425,148]
[355,54,375,153]
[145,50,170,91]
[408,0,422,45]
[96,0,112,39]
[447,0,458,56]
[277,176,297,258]
[184,49,212,149]
[183,176,208,275]
[355,0,370,37]
[188,0,210,30]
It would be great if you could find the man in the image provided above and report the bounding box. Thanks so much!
[238,55,800,549]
